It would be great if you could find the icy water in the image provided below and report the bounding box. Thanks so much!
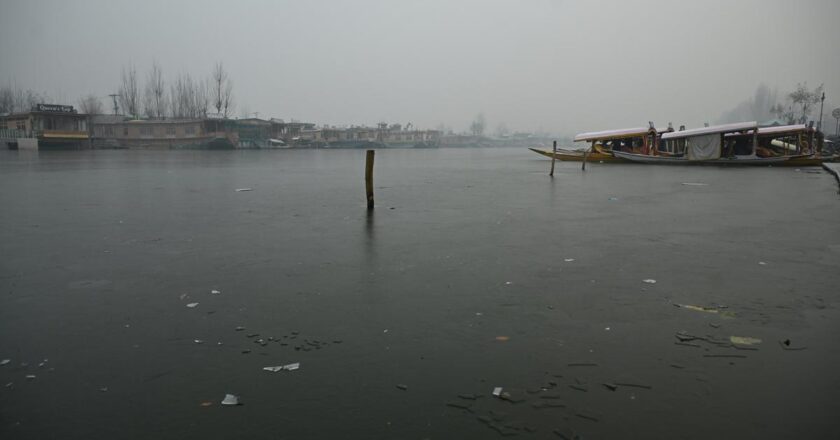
[1,148,839,439]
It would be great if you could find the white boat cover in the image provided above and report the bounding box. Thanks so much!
[662,121,756,140]
[757,124,809,135]
[686,133,721,161]
[574,127,649,142]
[726,124,811,137]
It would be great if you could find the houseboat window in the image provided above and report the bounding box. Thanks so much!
[185,126,195,135]
[166,126,176,136]
[140,126,153,136]
[123,127,128,136]
[17,120,26,130]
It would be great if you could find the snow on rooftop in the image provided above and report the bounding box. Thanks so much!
[574,127,650,142]
[725,124,812,137]
[661,121,757,140]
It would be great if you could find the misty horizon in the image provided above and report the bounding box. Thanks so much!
[1,0,838,137]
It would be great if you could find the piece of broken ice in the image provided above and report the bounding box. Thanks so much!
[263,366,283,372]
[642,279,656,284]
[492,387,503,397]
[235,188,253,192]
[186,302,199,308]
[211,289,221,294]
[221,394,240,406]
[25,375,36,380]
[283,362,300,371]
[0,359,10,366]
[564,258,575,262]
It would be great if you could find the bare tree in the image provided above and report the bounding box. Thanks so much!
[14,88,46,112]
[222,80,234,118]
[78,94,104,114]
[1,82,50,114]
[469,113,486,136]
[119,64,139,118]
[211,62,226,115]
[0,85,13,113]
[195,78,209,118]
[788,82,823,124]
[169,73,190,119]
[143,61,167,119]
[211,62,235,118]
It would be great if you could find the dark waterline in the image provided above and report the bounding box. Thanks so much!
[1,149,839,439]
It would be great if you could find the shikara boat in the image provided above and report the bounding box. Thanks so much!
[616,121,803,165]
[573,125,662,158]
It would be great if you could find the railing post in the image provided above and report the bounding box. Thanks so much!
[549,140,557,177]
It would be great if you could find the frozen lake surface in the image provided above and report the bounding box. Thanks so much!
[1,148,839,439]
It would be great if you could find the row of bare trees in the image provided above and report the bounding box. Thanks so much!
[116,61,234,120]
[0,84,50,114]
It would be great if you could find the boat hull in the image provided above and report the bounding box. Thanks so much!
[611,150,799,165]
[528,147,624,163]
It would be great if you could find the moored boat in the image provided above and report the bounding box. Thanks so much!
[573,125,662,158]
[618,121,805,165]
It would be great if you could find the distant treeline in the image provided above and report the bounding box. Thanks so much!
[1,61,236,120]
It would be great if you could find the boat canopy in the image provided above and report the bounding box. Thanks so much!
[574,127,650,142]
[724,124,812,137]
[661,121,757,140]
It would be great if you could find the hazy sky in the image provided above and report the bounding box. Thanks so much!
[1,0,838,135]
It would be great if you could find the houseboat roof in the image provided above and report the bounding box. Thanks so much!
[574,127,651,142]
[661,121,756,140]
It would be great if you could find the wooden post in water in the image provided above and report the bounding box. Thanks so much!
[582,140,593,171]
[549,140,557,177]
[365,150,375,210]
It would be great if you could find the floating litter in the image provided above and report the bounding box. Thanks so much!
[0,359,9,366]
[211,289,221,294]
[263,363,300,372]
[200,401,213,407]
[221,394,240,406]
[186,302,199,308]
[758,262,767,265]
[730,336,762,345]
[564,258,575,262]
[642,279,656,284]
[25,375,36,380]
[235,188,253,192]
[495,336,510,342]
[194,339,204,344]
[99,387,108,392]
[492,387,503,397]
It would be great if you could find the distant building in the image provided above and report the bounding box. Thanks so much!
[91,118,235,149]
[0,104,90,150]
[294,123,440,148]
